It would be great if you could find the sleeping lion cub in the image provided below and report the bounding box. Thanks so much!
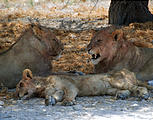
[16,69,153,106]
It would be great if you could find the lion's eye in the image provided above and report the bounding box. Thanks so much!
[19,82,24,87]
[96,40,101,42]
[53,39,57,42]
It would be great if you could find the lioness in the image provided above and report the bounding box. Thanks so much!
[87,28,153,81]
[0,24,63,88]
[16,69,153,106]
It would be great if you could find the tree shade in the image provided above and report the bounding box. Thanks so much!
[109,0,153,25]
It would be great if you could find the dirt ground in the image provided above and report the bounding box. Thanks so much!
[0,0,153,120]
[1,95,153,120]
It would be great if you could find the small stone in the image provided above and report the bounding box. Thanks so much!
[73,104,83,110]
[148,80,153,86]
[17,100,23,103]
[12,100,17,104]
[0,100,4,106]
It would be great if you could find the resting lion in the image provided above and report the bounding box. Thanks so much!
[16,68,153,106]
[87,28,153,81]
[0,24,63,88]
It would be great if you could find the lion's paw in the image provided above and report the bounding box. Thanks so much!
[116,90,130,100]
[139,93,150,100]
[21,95,31,100]
[137,87,150,100]
[45,96,56,106]
[61,100,76,106]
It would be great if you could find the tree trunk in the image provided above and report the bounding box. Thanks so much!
[109,0,153,25]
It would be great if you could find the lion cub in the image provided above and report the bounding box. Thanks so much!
[16,69,153,106]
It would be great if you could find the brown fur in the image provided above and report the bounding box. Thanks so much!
[87,28,153,81]
[16,69,153,106]
[0,24,63,88]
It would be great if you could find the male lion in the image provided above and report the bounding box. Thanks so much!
[87,28,153,81]
[16,69,153,106]
[0,24,64,88]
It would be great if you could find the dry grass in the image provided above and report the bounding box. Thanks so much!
[121,22,153,48]
[0,21,30,53]
[52,30,94,73]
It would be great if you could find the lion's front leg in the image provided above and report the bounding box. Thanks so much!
[61,86,78,106]
[116,90,131,100]
[45,90,64,106]
[45,96,56,106]
[131,86,149,100]
[106,88,131,100]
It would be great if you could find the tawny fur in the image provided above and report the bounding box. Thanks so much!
[0,25,63,88]
[16,69,153,106]
[87,28,153,81]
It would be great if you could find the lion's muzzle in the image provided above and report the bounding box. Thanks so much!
[88,49,101,65]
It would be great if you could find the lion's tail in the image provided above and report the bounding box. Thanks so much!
[137,81,153,90]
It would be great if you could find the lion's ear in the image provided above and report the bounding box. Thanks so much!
[112,30,124,41]
[22,69,33,80]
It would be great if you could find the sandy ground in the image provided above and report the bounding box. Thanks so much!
[0,95,153,120]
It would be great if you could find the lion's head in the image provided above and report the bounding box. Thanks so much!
[31,25,64,60]
[87,28,132,65]
[16,69,35,98]
[16,69,57,99]
[16,69,46,99]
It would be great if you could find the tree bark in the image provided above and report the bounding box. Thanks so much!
[109,0,153,25]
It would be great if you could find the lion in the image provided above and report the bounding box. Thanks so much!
[0,24,64,88]
[87,28,153,81]
[16,68,153,106]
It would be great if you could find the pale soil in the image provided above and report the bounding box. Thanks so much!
[0,95,153,120]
